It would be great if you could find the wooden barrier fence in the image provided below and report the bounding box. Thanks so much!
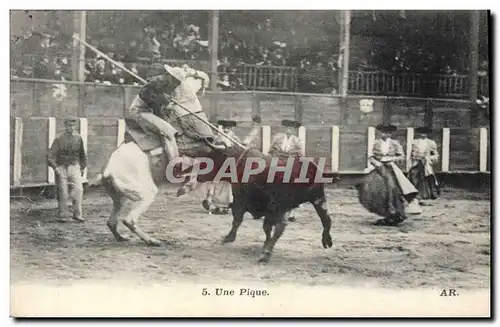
[11,78,486,129]
[9,79,490,189]
[10,116,490,189]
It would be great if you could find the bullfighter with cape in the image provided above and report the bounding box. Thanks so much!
[408,126,441,202]
[358,124,421,226]
[268,119,305,222]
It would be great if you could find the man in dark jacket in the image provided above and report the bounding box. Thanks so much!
[48,119,87,222]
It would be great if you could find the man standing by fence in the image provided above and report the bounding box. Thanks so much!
[48,119,87,222]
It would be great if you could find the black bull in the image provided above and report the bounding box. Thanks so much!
[186,147,335,263]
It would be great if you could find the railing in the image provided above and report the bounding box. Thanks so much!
[12,53,488,97]
[217,64,298,91]
[348,71,489,98]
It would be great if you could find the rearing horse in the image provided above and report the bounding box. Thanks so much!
[86,116,259,247]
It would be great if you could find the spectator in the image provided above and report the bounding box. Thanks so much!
[145,27,161,62]
[123,40,139,63]
[217,75,231,91]
[14,15,483,96]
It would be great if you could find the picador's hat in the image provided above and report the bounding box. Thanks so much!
[415,126,432,134]
[63,118,77,126]
[281,119,302,128]
[218,120,237,128]
[375,124,397,133]
[164,64,186,82]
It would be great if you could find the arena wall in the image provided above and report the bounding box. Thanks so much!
[10,79,490,188]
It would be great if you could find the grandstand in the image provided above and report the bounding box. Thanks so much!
[10,10,489,98]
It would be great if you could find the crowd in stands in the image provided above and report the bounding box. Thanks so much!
[10,15,488,95]
[10,18,341,93]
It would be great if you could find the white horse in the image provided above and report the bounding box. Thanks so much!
[87,120,260,247]
[87,75,205,246]
[88,141,163,245]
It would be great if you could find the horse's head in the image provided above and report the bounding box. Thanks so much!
[186,114,269,185]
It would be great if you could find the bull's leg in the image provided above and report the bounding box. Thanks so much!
[107,197,130,242]
[312,197,333,249]
[121,188,161,247]
[262,216,273,250]
[287,209,296,222]
[258,214,286,263]
[221,202,245,244]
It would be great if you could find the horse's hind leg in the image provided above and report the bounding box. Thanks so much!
[258,214,287,263]
[105,180,130,241]
[121,188,161,246]
[107,198,131,242]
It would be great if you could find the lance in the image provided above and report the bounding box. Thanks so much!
[71,33,249,150]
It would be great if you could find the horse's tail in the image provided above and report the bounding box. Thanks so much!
[90,166,142,202]
[107,176,143,202]
[86,144,119,188]
[87,173,104,187]
[86,159,112,187]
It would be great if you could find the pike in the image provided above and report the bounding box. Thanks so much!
[72,33,247,150]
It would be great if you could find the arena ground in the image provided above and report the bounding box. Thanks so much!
[10,184,490,290]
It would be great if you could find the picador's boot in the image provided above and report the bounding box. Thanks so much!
[161,134,183,178]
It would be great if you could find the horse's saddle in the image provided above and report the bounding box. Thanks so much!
[124,118,163,153]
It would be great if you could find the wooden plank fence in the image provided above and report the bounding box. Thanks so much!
[10,116,490,189]
[11,78,487,129]
[9,79,490,189]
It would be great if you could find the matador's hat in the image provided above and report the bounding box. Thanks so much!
[375,124,397,133]
[218,120,237,128]
[415,126,432,134]
[281,119,301,128]
[63,118,77,126]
